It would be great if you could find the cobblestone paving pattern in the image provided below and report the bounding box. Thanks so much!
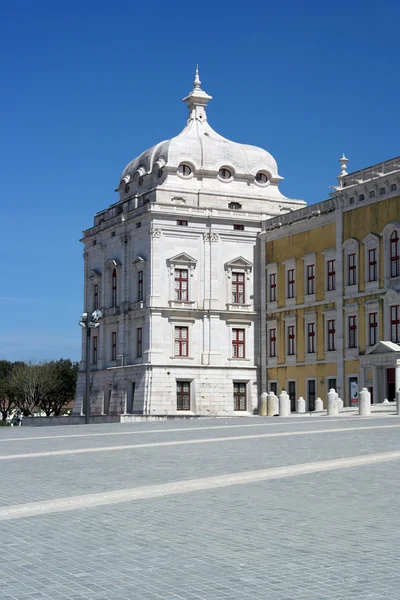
[0,416,399,599]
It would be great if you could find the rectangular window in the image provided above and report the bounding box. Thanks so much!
[288,381,296,412]
[307,379,316,411]
[270,381,278,395]
[380,187,386,196]
[174,326,188,357]
[348,253,356,286]
[348,315,357,348]
[288,325,295,356]
[391,305,400,343]
[327,319,336,351]
[269,273,276,302]
[93,284,99,310]
[177,220,188,226]
[136,222,141,229]
[306,264,315,295]
[391,183,397,192]
[174,269,188,301]
[233,224,244,230]
[391,232,400,278]
[369,190,375,198]
[307,322,315,354]
[138,271,144,302]
[269,328,276,358]
[368,248,377,282]
[177,381,190,410]
[136,327,142,358]
[232,328,245,358]
[287,269,295,299]
[327,378,337,392]
[232,272,245,304]
[233,382,247,411]
[368,312,377,346]
[111,331,117,361]
[92,335,98,364]
[111,269,117,307]
[327,260,336,291]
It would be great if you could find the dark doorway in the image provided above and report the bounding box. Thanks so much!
[288,381,296,412]
[126,382,135,414]
[387,368,395,401]
[307,379,316,411]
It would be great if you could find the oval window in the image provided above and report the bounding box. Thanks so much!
[139,177,144,186]
[255,172,269,184]
[124,184,130,193]
[219,167,232,180]
[178,163,192,177]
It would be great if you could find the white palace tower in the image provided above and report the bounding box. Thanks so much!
[74,70,304,416]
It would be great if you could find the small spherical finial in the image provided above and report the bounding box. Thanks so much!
[339,153,348,177]
[194,65,201,89]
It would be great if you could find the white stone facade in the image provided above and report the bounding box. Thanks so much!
[74,70,304,416]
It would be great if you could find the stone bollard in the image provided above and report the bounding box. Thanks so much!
[315,397,323,412]
[337,397,344,411]
[259,393,268,416]
[359,387,371,416]
[327,388,339,416]
[267,392,278,416]
[297,396,306,413]
[396,390,400,416]
[279,391,291,417]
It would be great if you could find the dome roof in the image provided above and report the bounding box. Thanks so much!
[119,69,283,191]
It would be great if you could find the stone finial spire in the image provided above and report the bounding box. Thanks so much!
[337,153,348,189]
[182,67,212,123]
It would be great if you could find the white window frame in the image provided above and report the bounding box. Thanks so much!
[381,221,400,287]
[166,253,197,308]
[323,248,336,300]
[132,255,147,309]
[266,262,278,310]
[267,319,278,367]
[283,258,296,307]
[383,289,400,342]
[88,269,102,312]
[303,311,317,362]
[303,253,316,303]
[344,303,359,357]
[227,322,251,363]
[168,317,195,360]
[362,233,379,292]
[105,259,121,309]
[364,300,380,349]
[284,315,296,364]
[324,309,337,357]
[342,238,359,294]
[225,257,253,310]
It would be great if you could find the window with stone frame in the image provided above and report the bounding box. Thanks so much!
[327,319,336,351]
[391,305,400,343]
[368,248,378,282]
[233,382,247,411]
[232,328,245,358]
[93,284,99,311]
[327,260,336,291]
[92,335,98,364]
[174,269,188,301]
[368,312,378,347]
[111,331,117,361]
[177,381,190,410]
[269,272,277,302]
[287,268,295,299]
[269,328,277,358]
[136,327,142,358]
[390,231,400,278]
[307,322,316,354]
[137,271,144,302]
[306,264,315,295]
[287,325,295,356]
[348,315,357,349]
[174,326,188,357]
[348,253,357,286]
[232,272,245,304]
[111,268,117,307]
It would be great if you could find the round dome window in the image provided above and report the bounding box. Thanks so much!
[219,167,232,180]
[124,184,130,193]
[178,163,192,177]
[255,171,269,185]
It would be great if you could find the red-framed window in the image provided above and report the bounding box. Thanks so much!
[174,326,188,357]
[174,269,188,301]
[177,381,190,410]
[111,331,117,361]
[327,260,336,291]
[391,305,400,343]
[233,382,247,411]
[93,284,99,310]
[306,264,315,295]
[390,231,400,277]
[233,224,244,231]
[269,273,276,302]
[232,272,245,304]
[348,316,357,348]
[287,269,295,299]
[327,320,335,351]
[232,329,245,358]
[348,253,357,286]
[269,328,276,358]
[92,335,97,364]
[177,220,188,226]
[138,271,143,302]
[111,269,117,307]
[368,312,378,347]
[368,249,377,282]
[288,325,295,355]
[136,327,142,358]
[307,322,315,354]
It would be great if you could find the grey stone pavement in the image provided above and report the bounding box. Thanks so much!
[1,415,400,599]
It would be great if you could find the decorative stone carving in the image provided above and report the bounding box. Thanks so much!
[150,228,161,238]
[204,232,219,242]
[119,233,130,245]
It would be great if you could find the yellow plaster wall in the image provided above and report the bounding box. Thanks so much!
[267,363,337,405]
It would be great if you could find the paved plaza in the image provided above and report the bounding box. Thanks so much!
[1,415,400,599]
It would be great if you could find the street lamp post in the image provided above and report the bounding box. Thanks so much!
[79,310,102,425]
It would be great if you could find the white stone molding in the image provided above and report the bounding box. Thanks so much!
[383,288,400,340]
[381,221,400,287]
[362,233,380,292]
[343,302,359,358]
[323,308,337,358]
[283,257,296,307]
[150,228,162,238]
[302,252,316,303]
[364,299,380,349]
[342,237,359,295]
[104,258,122,309]
[204,232,219,242]
[166,252,198,307]
[224,256,253,310]
[284,314,296,364]
[266,262,278,311]
[322,248,337,301]
[266,318,277,367]
[303,310,317,361]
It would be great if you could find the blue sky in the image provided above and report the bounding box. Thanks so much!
[1,0,399,362]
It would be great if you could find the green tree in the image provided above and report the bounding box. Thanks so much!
[38,359,79,416]
[0,360,19,421]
